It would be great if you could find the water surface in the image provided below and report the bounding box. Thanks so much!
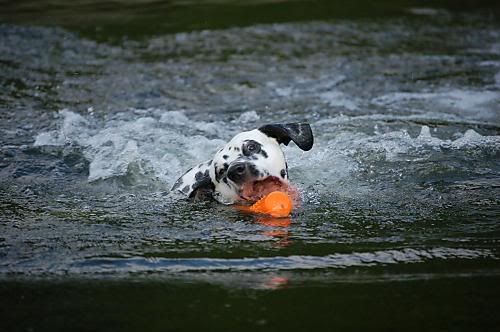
[1,1,500,330]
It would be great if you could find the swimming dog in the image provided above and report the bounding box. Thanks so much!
[171,123,313,204]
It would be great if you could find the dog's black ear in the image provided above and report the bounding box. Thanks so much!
[259,123,314,151]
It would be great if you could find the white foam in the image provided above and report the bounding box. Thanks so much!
[413,126,499,151]
[291,120,499,183]
[268,74,347,100]
[236,110,260,123]
[372,90,499,119]
[33,109,500,193]
[34,109,225,186]
[478,61,500,67]
[274,86,293,97]
[34,109,91,146]
[34,131,64,146]
[416,125,444,147]
[159,111,191,125]
[452,129,500,149]
[319,90,358,110]
[443,90,499,111]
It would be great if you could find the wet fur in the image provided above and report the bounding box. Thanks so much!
[171,123,313,204]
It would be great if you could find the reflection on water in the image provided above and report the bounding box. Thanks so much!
[262,275,290,289]
[256,216,292,248]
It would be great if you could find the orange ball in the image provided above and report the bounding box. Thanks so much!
[249,191,293,218]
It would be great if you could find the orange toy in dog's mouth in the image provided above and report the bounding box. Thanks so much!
[249,191,293,218]
[239,176,298,203]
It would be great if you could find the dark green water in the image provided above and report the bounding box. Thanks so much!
[2,277,499,331]
[1,0,500,331]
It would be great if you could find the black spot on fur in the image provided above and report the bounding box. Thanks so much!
[194,169,209,182]
[216,168,225,182]
[194,171,204,181]
[234,147,240,152]
[182,185,190,193]
[280,169,286,179]
[171,166,194,191]
[248,163,260,177]
[260,149,268,158]
[191,182,215,201]
[242,140,262,157]
[188,169,213,199]
[206,160,212,166]
[223,155,228,160]
[216,163,229,182]
[214,163,219,183]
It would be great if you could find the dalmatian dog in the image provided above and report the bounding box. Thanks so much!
[171,123,313,204]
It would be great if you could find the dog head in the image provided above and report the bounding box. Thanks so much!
[172,123,313,204]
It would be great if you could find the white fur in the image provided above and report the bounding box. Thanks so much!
[172,123,313,204]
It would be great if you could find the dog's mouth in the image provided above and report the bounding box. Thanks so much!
[239,176,291,202]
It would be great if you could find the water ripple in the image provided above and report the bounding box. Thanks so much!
[56,247,495,275]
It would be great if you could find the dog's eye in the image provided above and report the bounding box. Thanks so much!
[243,141,260,156]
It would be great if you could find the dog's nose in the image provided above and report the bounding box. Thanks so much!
[227,162,248,183]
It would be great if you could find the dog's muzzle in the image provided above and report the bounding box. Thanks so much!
[226,161,290,202]
[227,162,259,184]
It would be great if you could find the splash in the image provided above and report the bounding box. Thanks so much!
[34,109,226,185]
[34,109,500,197]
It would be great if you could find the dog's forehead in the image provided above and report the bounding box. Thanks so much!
[213,129,278,161]
[212,128,284,171]
[227,129,274,147]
